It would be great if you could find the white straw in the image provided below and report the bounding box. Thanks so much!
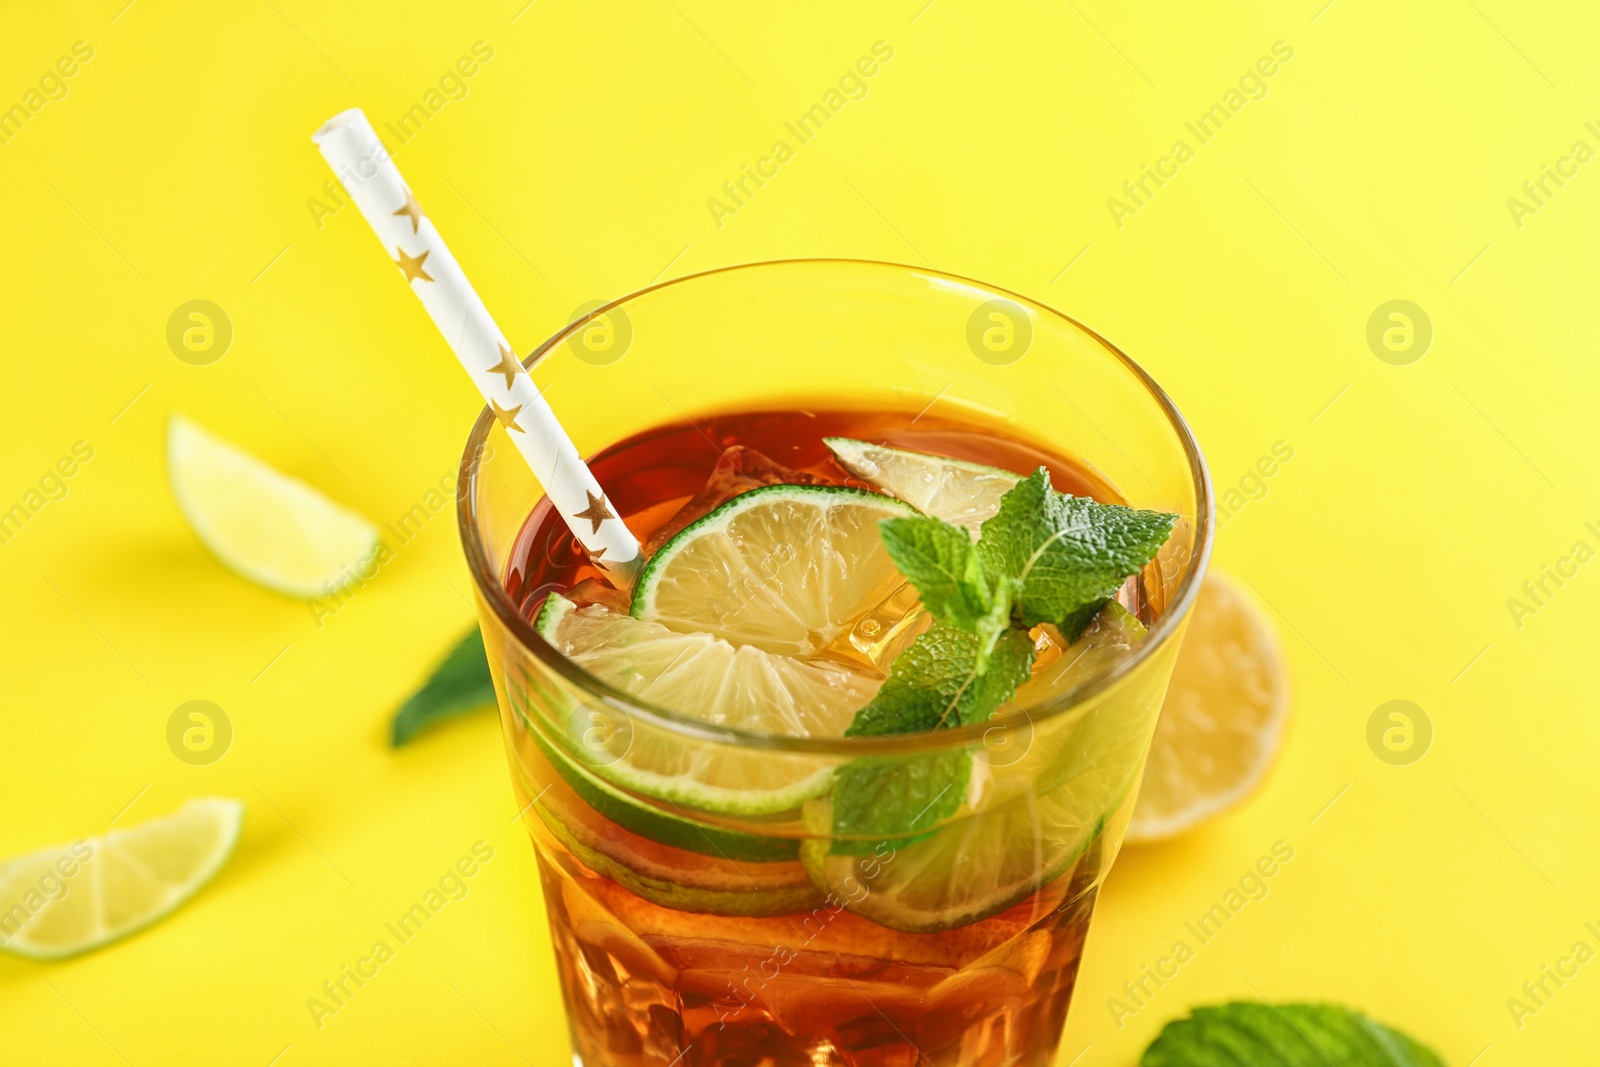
[311,108,641,581]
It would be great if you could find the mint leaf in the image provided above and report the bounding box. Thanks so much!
[1142,1003,1445,1067]
[846,623,1035,737]
[391,628,496,746]
[878,515,1010,665]
[978,468,1177,629]
[829,747,971,854]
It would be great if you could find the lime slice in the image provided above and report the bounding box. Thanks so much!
[0,798,244,960]
[803,604,1148,933]
[1012,601,1147,712]
[632,484,917,657]
[801,791,1104,934]
[168,414,379,599]
[511,708,799,862]
[537,593,876,814]
[529,771,820,917]
[989,602,1154,816]
[824,437,1021,533]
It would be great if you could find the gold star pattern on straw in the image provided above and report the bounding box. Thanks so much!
[489,398,524,433]
[395,246,433,284]
[574,490,616,534]
[485,343,521,390]
[393,190,425,233]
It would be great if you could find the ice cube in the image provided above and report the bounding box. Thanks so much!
[642,446,835,557]
[816,582,929,678]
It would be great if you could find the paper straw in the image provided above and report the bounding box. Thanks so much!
[311,108,641,581]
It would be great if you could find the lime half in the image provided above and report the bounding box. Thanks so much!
[0,798,244,960]
[632,484,917,657]
[537,593,878,814]
[824,437,1021,534]
[168,415,378,599]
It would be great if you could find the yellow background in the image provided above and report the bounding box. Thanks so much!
[2,1,1595,1063]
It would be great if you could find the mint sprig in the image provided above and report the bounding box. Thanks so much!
[853,468,1176,734]
[1141,1002,1445,1066]
[829,469,1178,848]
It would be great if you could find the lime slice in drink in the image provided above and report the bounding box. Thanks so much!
[824,437,1021,533]
[529,770,820,917]
[632,484,918,656]
[0,798,244,960]
[1013,601,1146,711]
[168,414,379,599]
[802,604,1148,933]
[800,791,1104,934]
[512,707,800,863]
[537,593,879,815]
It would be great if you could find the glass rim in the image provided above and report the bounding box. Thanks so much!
[457,257,1214,756]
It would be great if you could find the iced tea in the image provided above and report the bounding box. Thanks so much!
[495,409,1177,1066]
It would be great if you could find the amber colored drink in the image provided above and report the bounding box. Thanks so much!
[499,409,1153,1067]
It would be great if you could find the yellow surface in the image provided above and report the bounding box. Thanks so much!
[1,1,1594,1063]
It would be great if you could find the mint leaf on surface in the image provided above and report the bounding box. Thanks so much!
[1141,1003,1445,1067]
[390,628,496,746]
[845,623,1035,737]
[828,747,972,854]
[878,515,1011,665]
[977,469,1177,629]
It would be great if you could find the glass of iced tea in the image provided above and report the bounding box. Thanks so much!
[459,260,1211,1066]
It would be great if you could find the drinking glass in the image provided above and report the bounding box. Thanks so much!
[459,259,1212,1066]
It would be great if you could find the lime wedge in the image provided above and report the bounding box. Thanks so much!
[632,484,917,656]
[0,798,244,960]
[529,771,820,917]
[168,414,379,599]
[537,593,877,814]
[824,437,1021,534]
